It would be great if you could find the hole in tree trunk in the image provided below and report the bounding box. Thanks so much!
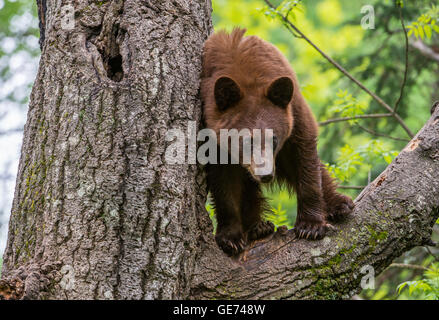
[96,24,125,82]
[107,53,123,82]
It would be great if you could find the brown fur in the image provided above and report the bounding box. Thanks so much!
[201,28,354,256]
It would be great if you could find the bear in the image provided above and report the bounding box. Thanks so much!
[200,28,354,256]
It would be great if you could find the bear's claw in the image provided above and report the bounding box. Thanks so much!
[327,195,355,222]
[247,220,275,241]
[215,231,246,256]
[294,221,332,240]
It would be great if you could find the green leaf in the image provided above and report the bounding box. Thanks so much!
[397,282,408,294]
[413,27,419,38]
[418,25,425,39]
[424,25,432,38]
[383,154,392,164]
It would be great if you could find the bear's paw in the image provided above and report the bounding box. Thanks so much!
[247,220,275,242]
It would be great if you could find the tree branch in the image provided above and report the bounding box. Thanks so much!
[337,186,366,190]
[319,113,393,126]
[410,39,439,63]
[191,104,439,299]
[355,123,410,142]
[263,0,414,138]
[387,263,428,271]
[393,7,409,114]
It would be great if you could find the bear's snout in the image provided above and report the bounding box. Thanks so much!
[248,150,276,184]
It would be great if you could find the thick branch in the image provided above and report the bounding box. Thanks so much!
[191,104,439,299]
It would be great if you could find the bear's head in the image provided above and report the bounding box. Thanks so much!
[204,75,294,183]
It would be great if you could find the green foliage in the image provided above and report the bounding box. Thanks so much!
[206,200,293,232]
[259,0,304,22]
[328,89,367,120]
[326,140,398,183]
[407,5,439,39]
[265,203,293,229]
[325,145,362,183]
[206,202,217,233]
[397,264,439,300]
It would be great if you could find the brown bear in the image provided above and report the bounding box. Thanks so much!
[200,28,354,256]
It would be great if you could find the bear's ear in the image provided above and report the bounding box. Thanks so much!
[267,77,294,108]
[214,77,242,111]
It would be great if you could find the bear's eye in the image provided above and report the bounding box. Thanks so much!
[267,77,294,108]
[214,77,242,111]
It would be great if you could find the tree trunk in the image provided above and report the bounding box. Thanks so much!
[1,0,438,300]
[0,0,213,299]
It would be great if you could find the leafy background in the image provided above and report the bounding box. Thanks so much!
[0,0,438,299]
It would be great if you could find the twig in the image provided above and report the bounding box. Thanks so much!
[356,123,410,142]
[387,263,428,271]
[393,7,409,114]
[319,113,393,126]
[263,0,414,138]
[337,186,366,190]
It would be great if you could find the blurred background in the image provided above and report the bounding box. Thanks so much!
[1,0,438,299]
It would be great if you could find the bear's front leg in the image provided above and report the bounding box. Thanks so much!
[320,162,355,222]
[240,176,274,242]
[276,138,332,240]
[207,164,246,256]
[294,171,329,240]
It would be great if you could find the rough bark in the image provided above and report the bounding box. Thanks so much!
[1,0,438,300]
[1,0,213,299]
